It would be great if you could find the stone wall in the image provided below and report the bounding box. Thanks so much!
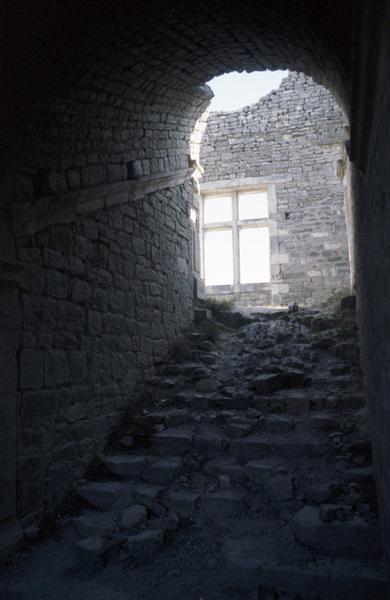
[350,0,390,578]
[14,181,194,521]
[200,72,351,307]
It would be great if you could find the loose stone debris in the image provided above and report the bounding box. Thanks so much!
[0,299,386,599]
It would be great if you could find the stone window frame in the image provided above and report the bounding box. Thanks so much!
[200,181,276,295]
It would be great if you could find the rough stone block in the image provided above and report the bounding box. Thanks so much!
[76,481,126,510]
[20,349,44,390]
[127,529,163,560]
[121,505,147,529]
[201,490,247,519]
[104,455,148,478]
[253,373,283,394]
[44,350,69,387]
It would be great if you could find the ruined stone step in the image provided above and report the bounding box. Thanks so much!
[150,429,194,454]
[200,490,247,519]
[129,483,165,514]
[103,454,182,484]
[76,481,131,510]
[228,433,330,459]
[103,455,151,478]
[165,490,201,518]
[127,528,164,562]
[73,511,116,539]
[291,505,381,559]
[224,541,387,599]
[145,456,182,484]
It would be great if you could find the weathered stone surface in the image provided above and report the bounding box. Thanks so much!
[76,536,108,559]
[127,529,163,559]
[76,482,125,509]
[253,374,283,394]
[291,506,381,558]
[195,379,221,393]
[201,490,247,519]
[151,430,193,454]
[104,456,148,478]
[73,512,116,538]
[146,457,181,484]
[167,491,200,518]
[121,505,147,529]
[267,475,293,501]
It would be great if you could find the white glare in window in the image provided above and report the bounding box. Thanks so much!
[238,191,268,220]
[204,229,233,285]
[239,227,270,283]
[204,195,232,224]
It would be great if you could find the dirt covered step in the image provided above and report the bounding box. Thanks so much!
[291,505,381,558]
[224,539,387,599]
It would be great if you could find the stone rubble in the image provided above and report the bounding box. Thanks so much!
[4,299,387,598]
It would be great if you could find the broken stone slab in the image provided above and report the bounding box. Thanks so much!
[130,483,163,514]
[166,491,200,518]
[231,434,329,459]
[291,505,381,558]
[224,540,387,600]
[103,455,149,478]
[151,429,193,454]
[73,511,116,538]
[75,536,110,564]
[253,373,283,394]
[76,481,127,510]
[201,490,247,519]
[120,505,147,529]
[127,529,163,560]
[146,456,181,484]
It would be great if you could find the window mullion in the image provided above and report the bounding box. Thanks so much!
[232,190,240,292]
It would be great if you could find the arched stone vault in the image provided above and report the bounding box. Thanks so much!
[3,0,354,214]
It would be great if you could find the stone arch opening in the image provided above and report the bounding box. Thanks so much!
[192,70,352,309]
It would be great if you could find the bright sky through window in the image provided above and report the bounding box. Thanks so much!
[207,70,288,112]
[204,230,234,286]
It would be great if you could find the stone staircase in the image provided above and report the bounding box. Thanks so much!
[67,302,386,598]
